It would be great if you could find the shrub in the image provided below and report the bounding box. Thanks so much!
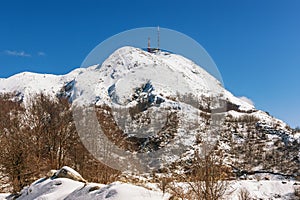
[294,186,300,198]
[238,188,251,200]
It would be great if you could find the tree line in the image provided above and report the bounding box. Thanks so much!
[0,93,119,193]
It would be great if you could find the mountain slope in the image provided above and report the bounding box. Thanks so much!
[0,46,299,177]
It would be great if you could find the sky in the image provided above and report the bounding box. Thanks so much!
[0,0,299,128]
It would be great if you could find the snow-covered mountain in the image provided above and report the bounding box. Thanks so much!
[0,46,252,109]
[0,46,299,176]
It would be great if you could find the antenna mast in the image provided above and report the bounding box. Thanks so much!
[157,26,160,51]
[148,37,151,52]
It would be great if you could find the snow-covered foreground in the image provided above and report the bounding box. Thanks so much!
[0,166,170,200]
[20,180,169,200]
[1,179,298,200]
[1,178,169,200]
[0,166,299,200]
[226,180,298,200]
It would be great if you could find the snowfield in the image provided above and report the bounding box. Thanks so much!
[0,46,254,111]
[1,179,169,200]
[15,180,169,200]
[0,166,170,200]
[0,166,298,200]
[226,180,299,200]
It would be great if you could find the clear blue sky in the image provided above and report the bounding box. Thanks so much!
[0,0,299,128]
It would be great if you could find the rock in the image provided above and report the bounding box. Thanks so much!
[46,169,57,177]
[52,166,87,183]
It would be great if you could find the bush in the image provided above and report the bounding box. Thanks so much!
[169,147,229,200]
[238,188,251,200]
[294,186,300,198]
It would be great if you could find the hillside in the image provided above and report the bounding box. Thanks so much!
[0,46,299,199]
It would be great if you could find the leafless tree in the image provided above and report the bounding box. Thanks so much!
[0,93,120,192]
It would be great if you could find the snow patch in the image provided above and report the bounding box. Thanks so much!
[239,96,254,106]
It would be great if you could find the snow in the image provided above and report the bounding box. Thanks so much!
[2,177,169,200]
[0,69,84,105]
[1,168,298,200]
[1,177,297,200]
[239,96,254,106]
[0,46,254,112]
[226,180,299,200]
[0,194,9,199]
[95,46,254,110]
[17,178,84,200]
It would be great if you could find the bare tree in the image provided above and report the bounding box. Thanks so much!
[0,93,121,192]
[186,149,228,200]
[0,93,33,192]
[167,146,229,200]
